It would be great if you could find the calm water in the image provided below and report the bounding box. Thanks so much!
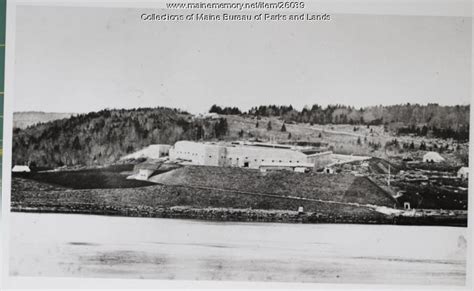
[9,213,467,285]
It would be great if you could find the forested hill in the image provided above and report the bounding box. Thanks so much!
[12,108,229,168]
[13,112,75,129]
[210,103,470,141]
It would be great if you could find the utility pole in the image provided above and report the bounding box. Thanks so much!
[388,164,391,186]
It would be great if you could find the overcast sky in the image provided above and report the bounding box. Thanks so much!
[14,5,471,114]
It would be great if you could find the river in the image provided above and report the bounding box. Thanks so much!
[8,213,467,285]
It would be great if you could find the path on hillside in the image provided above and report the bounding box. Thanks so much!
[291,124,366,138]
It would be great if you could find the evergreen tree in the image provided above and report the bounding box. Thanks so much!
[214,118,229,138]
[72,136,81,150]
[420,141,427,150]
[209,104,222,114]
[267,121,272,131]
[196,124,204,140]
[281,123,287,132]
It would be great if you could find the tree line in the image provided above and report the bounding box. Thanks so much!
[13,107,228,168]
[209,103,470,141]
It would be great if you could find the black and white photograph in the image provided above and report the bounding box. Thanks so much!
[1,0,472,289]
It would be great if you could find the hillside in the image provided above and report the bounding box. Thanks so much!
[211,104,470,141]
[11,177,392,224]
[12,105,469,169]
[149,165,398,208]
[13,112,75,129]
[12,108,228,168]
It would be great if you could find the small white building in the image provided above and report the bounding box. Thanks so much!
[133,163,160,181]
[12,165,31,173]
[422,152,445,163]
[457,167,469,180]
[323,167,334,174]
[294,167,308,173]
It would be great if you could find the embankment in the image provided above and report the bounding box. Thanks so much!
[11,176,467,226]
[11,205,392,224]
[149,166,399,207]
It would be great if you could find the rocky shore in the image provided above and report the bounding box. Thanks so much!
[11,204,467,226]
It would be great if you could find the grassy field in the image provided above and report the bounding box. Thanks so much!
[149,165,397,208]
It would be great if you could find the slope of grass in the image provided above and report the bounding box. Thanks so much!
[150,166,397,207]
[11,177,386,221]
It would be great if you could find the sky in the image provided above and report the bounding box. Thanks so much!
[13,4,472,114]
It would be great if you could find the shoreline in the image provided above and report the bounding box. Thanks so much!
[10,205,468,227]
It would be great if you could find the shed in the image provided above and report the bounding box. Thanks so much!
[457,167,469,180]
[422,152,445,163]
[12,165,31,173]
[294,167,308,173]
